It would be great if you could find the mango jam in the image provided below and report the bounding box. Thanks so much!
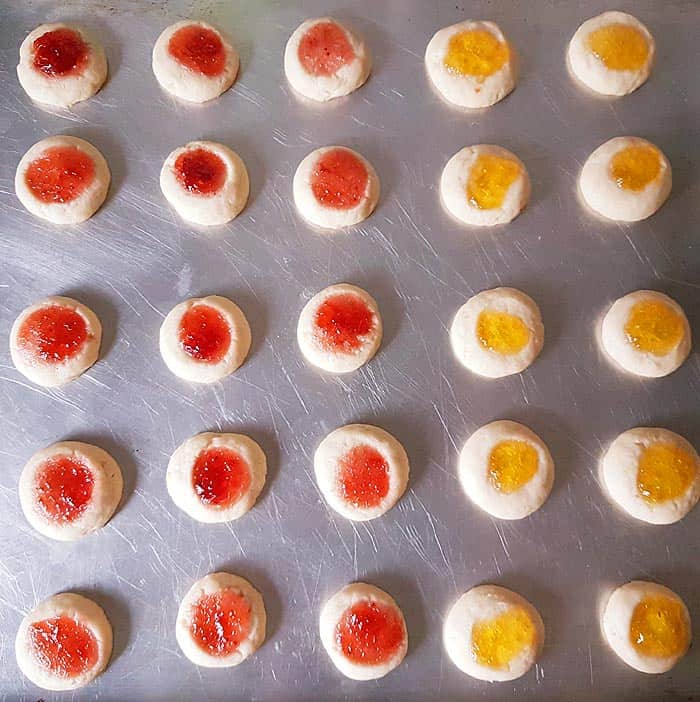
[630,595,689,658]
[444,29,509,78]
[477,310,530,355]
[472,607,535,669]
[637,442,697,504]
[488,440,539,494]
[586,24,649,71]
[467,154,521,210]
[610,144,661,191]
[624,300,684,356]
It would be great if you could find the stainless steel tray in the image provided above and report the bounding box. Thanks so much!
[0,1,698,700]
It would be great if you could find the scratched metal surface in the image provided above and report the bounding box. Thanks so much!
[0,0,698,700]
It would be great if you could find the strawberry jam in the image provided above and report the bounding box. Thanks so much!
[311,148,368,210]
[192,447,251,508]
[168,25,226,77]
[35,455,94,522]
[25,146,95,204]
[174,148,227,196]
[191,589,251,656]
[32,28,89,78]
[30,616,98,677]
[298,21,355,76]
[18,305,88,363]
[314,293,375,353]
[336,600,404,665]
[338,444,390,509]
[178,304,231,363]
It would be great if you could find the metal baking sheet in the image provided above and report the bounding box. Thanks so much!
[0,0,698,700]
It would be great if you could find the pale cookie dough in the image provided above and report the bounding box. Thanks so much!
[297,283,382,373]
[443,584,544,682]
[600,290,690,378]
[293,146,379,230]
[10,296,102,387]
[314,424,409,521]
[440,145,530,226]
[425,21,516,108]
[160,141,249,226]
[152,21,238,103]
[450,287,544,378]
[160,295,251,383]
[319,582,408,680]
[176,572,266,668]
[568,12,655,97]
[167,432,267,523]
[579,137,671,222]
[284,17,370,102]
[16,592,112,691]
[602,427,700,525]
[17,24,107,107]
[602,581,691,673]
[15,136,110,224]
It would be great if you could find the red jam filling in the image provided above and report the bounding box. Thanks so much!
[32,28,89,78]
[18,305,88,364]
[314,293,375,353]
[174,148,227,196]
[30,616,98,677]
[168,24,226,77]
[35,455,94,523]
[25,146,95,204]
[336,600,404,665]
[338,444,390,508]
[310,148,368,210]
[192,447,251,508]
[178,304,231,363]
[298,21,355,76]
[191,589,251,656]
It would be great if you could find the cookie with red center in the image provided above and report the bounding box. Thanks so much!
[10,296,102,387]
[315,424,409,521]
[297,283,382,373]
[284,17,371,102]
[160,295,251,383]
[176,572,266,667]
[293,146,379,229]
[167,432,266,523]
[15,592,112,690]
[320,583,408,680]
[17,23,107,108]
[152,20,238,103]
[160,141,249,225]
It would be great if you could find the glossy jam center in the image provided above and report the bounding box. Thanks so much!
[310,148,369,210]
[174,148,227,196]
[586,24,649,71]
[336,600,404,665]
[298,21,355,77]
[610,144,661,192]
[30,616,98,677]
[35,455,94,522]
[32,28,89,78]
[471,607,535,669]
[624,300,684,356]
[191,589,251,657]
[467,154,521,210]
[192,447,251,508]
[477,310,530,355]
[178,304,231,364]
[338,444,390,509]
[168,25,226,76]
[630,595,689,658]
[637,443,697,504]
[18,305,89,364]
[25,146,95,204]
[443,29,509,78]
[488,440,539,494]
[314,293,375,354]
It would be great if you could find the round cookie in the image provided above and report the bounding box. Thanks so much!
[319,582,408,680]
[284,17,370,102]
[443,584,544,682]
[10,296,102,387]
[17,23,107,107]
[160,295,251,383]
[450,287,544,378]
[176,572,266,667]
[16,592,112,691]
[297,283,382,373]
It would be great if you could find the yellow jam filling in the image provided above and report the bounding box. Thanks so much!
[630,595,689,658]
[477,310,530,355]
[488,440,539,494]
[610,144,661,192]
[444,29,510,78]
[467,154,521,210]
[637,442,697,504]
[624,300,684,356]
[472,607,535,669]
[586,23,649,71]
